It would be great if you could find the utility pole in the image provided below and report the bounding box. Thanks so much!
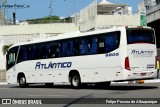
[73,0,75,22]
[49,0,53,23]
[13,0,16,25]
[64,0,66,23]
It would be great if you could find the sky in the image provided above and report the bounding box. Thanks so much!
[4,0,143,21]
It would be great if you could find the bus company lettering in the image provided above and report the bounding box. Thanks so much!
[35,61,72,69]
[131,50,154,55]
[131,50,154,57]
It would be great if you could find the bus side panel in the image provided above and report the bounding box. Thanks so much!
[65,52,122,83]
[78,69,94,83]
[34,71,47,83]
[13,50,123,84]
[119,45,128,80]
[82,50,122,83]
[6,70,17,84]
[24,71,35,83]
[53,70,68,82]
[94,67,122,82]
[46,71,55,82]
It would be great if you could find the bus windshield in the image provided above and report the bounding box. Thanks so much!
[127,29,155,44]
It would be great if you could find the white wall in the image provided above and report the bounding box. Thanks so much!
[0,41,5,69]
[96,14,140,26]
[80,14,141,31]
[0,23,79,35]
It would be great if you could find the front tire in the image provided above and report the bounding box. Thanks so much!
[19,76,28,88]
[71,74,81,89]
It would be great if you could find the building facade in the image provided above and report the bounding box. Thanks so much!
[77,0,141,31]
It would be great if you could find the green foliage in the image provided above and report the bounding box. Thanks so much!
[2,44,13,55]
[26,16,61,24]
[26,16,72,24]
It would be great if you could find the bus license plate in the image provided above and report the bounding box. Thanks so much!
[141,73,146,76]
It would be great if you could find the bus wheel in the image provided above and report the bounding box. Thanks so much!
[45,83,54,87]
[19,76,28,88]
[71,74,81,89]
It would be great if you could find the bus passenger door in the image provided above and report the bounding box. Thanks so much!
[6,46,19,84]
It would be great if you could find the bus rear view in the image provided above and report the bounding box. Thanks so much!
[122,27,157,81]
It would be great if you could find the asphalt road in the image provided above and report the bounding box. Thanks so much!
[0,83,160,107]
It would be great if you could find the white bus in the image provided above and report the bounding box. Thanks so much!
[6,26,157,89]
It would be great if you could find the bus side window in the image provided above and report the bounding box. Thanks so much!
[40,44,47,59]
[27,46,32,60]
[48,42,60,58]
[90,38,97,54]
[68,41,74,56]
[98,32,120,54]
[104,32,120,53]
[98,35,105,54]
[34,45,39,59]
[23,48,28,60]
[31,46,36,59]
[31,44,41,59]
[73,40,79,56]
[37,45,42,59]
[17,48,23,62]
[62,41,68,57]
[46,44,50,58]
[54,46,60,58]
[80,39,88,55]
[17,46,28,62]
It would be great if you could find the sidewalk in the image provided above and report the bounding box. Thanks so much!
[112,79,160,84]
[0,80,7,85]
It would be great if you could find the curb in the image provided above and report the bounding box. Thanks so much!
[0,82,7,85]
[112,79,160,84]
[142,79,160,83]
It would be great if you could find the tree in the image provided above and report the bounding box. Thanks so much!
[2,44,13,55]
[26,16,61,24]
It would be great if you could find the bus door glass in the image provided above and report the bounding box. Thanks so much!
[6,46,19,70]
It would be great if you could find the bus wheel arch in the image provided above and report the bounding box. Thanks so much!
[17,72,28,88]
[69,70,81,89]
